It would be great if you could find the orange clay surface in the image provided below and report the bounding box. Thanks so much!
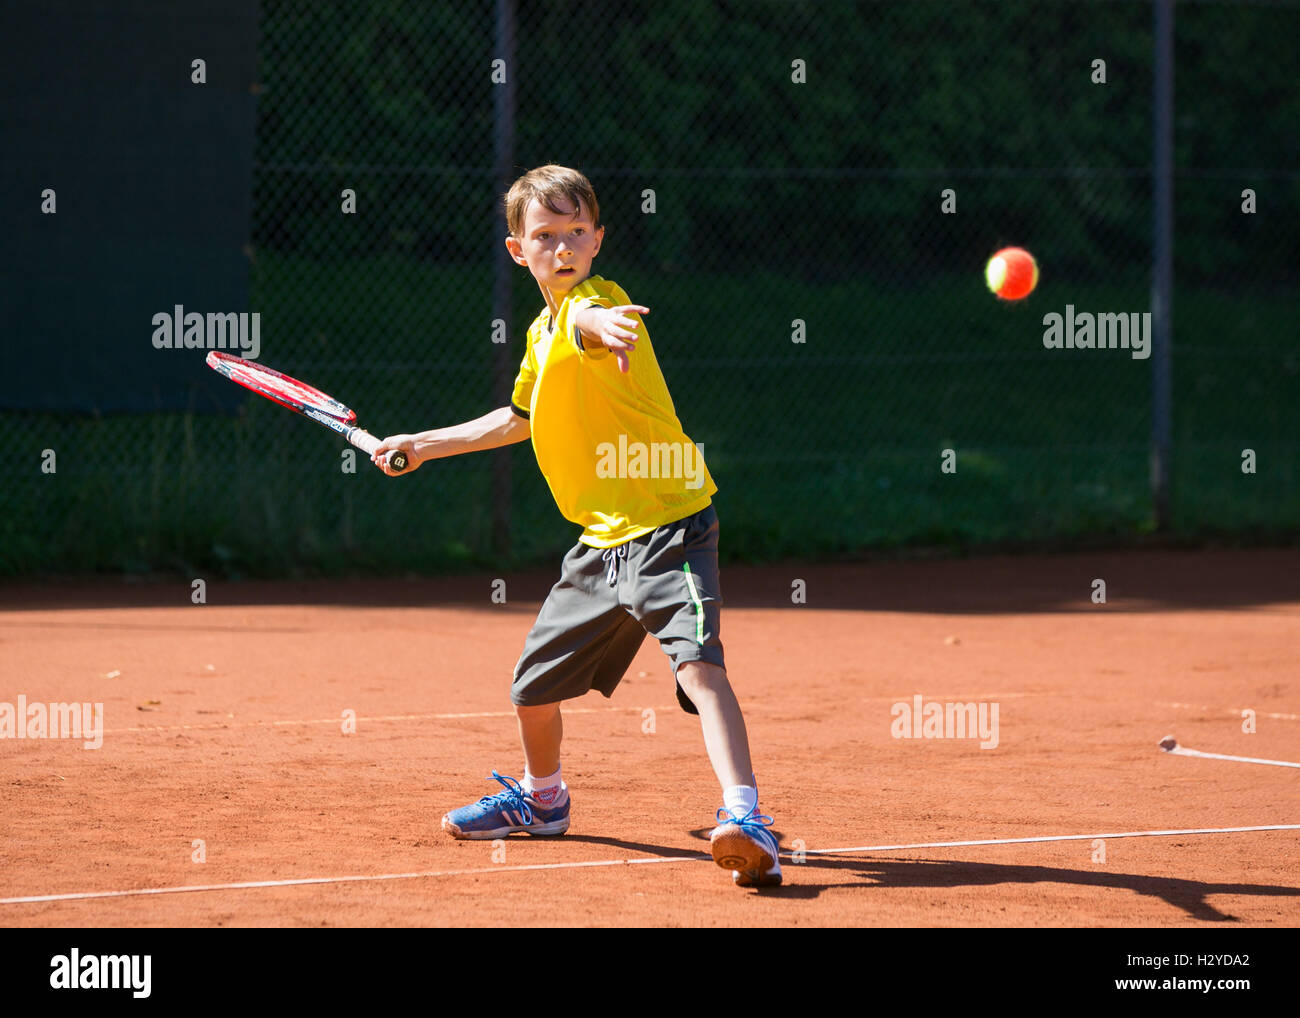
[1,549,1297,928]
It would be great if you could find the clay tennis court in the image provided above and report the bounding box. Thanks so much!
[2,548,1297,928]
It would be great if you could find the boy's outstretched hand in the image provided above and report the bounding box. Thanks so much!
[577,304,649,373]
[371,434,420,476]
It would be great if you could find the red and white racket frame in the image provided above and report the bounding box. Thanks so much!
[206,351,407,471]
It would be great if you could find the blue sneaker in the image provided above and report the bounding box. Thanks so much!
[441,771,571,840]
[709,805,782,887]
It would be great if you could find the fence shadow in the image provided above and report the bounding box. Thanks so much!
[753,855,1300,920]
[3,547,1298,614]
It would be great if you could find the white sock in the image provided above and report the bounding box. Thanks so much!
[523,766,566,807]
[723,784,758,821]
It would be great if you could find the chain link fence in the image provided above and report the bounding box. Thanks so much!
[3,0,1296,577]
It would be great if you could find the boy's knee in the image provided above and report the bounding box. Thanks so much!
[514,701,560,719]
[675,661,729,698]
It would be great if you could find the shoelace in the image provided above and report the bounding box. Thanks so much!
[601,544,627,586]
[715,804,775,831]
[478,770,533,825]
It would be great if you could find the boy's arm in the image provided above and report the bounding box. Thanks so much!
[369,406,530,476]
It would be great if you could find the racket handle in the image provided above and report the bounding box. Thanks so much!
[349,428,409,473]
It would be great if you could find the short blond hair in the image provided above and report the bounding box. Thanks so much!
[504,165,600,238]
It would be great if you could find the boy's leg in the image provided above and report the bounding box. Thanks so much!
[442,537,645,841]
[627,507,781,886]
[515,701,566,807]
[515,701,563,778]
[677,660,780,886]
[675,661,752,788]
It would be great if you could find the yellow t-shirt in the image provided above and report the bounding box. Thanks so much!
[510,276,716,548]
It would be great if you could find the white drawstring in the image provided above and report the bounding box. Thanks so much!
[601,544,627,586]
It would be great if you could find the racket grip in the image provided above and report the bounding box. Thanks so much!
[350,429,408,473]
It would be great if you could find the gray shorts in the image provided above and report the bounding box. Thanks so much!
[512,506,725,714]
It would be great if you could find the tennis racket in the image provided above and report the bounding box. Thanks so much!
[206,351,408,472]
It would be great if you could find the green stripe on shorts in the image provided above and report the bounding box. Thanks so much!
[682,563,705,645]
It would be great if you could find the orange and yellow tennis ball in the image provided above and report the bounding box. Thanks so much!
[985,246,1039,301]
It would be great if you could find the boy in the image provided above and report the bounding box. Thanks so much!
[371,165,779,887]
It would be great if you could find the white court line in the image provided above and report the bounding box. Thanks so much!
[0,857,699,905]
[2,823,1296,906]
[105,705,672,735]
[1158,737,1300,769]
[1162,702,1300,722]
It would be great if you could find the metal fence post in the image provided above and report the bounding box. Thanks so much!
[1151,0,1174,530]
[491,0,517,558]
